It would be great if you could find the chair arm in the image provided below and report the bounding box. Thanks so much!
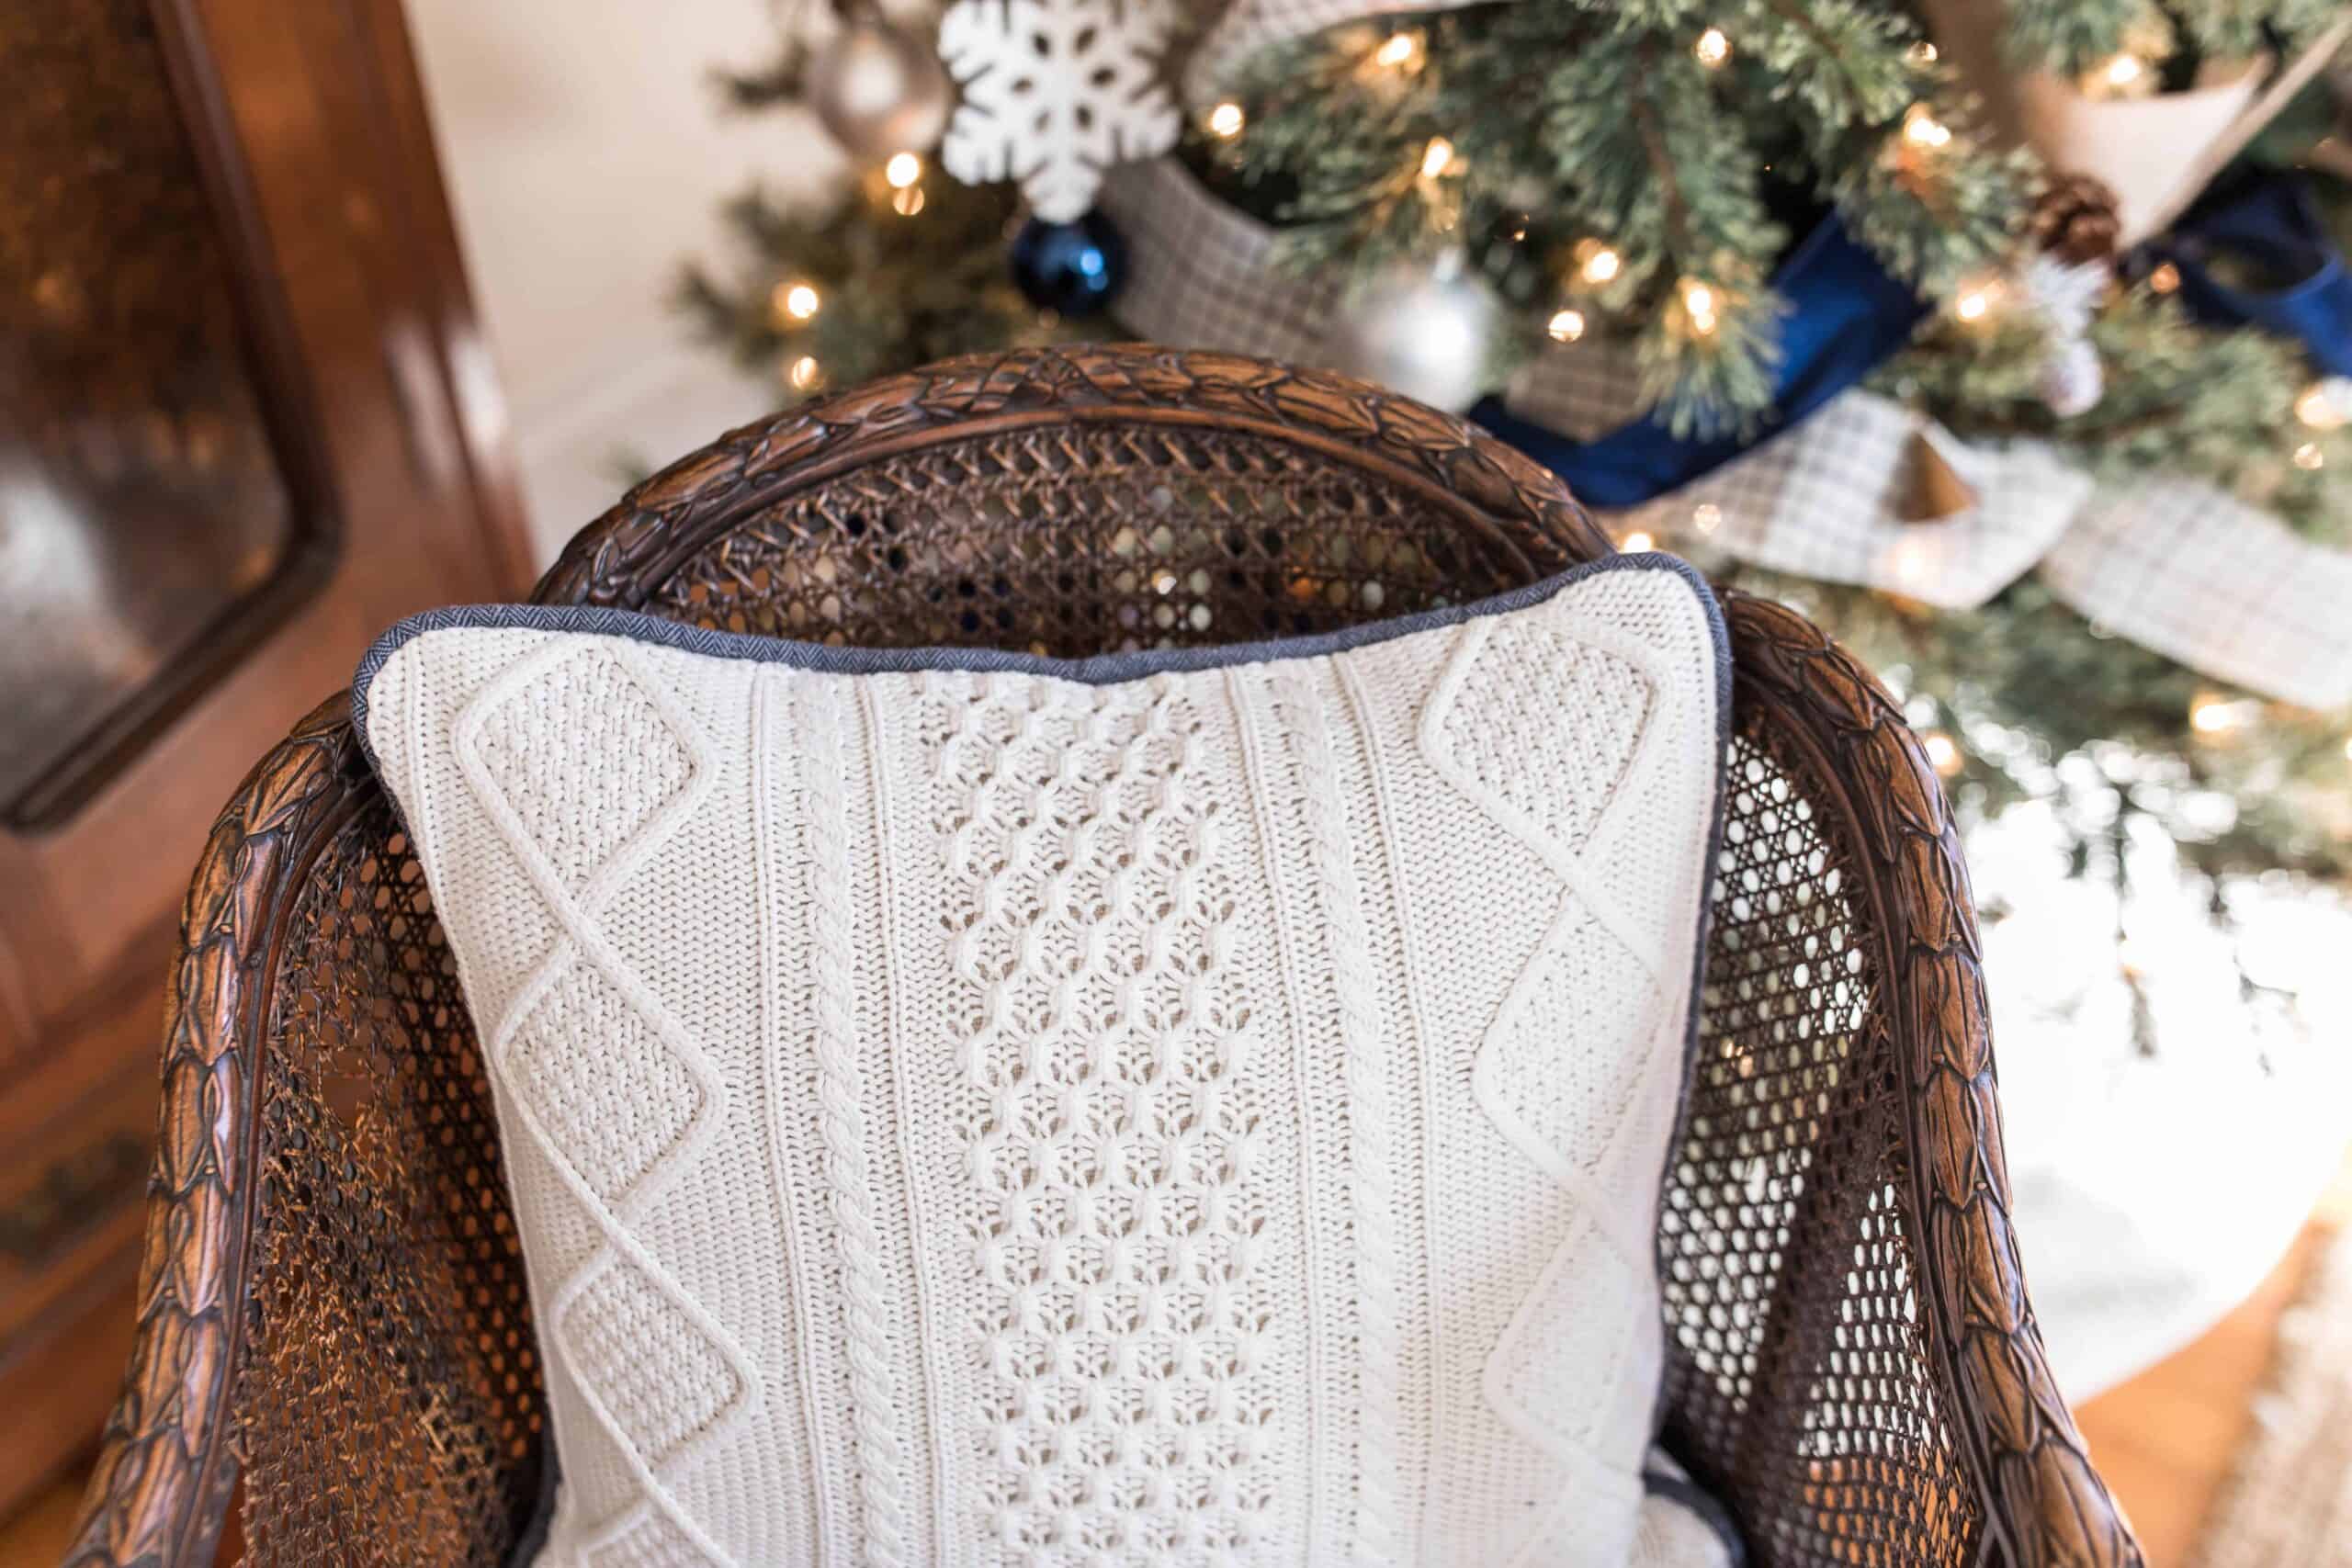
[60,698,359,1568]
[1724,592,2143,1568]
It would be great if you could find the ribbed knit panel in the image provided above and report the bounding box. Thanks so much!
[1267,667,1403,1567]
[361,562,1725,1568]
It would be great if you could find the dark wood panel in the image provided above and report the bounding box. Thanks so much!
[0,0,532,1519]
[0,0,334,829]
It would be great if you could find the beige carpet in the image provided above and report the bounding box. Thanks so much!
[2191,1225,2352,1567]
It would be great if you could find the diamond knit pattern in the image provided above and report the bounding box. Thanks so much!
[564,1258,748,1468]
[1482,907,1663,1183]
[456,642,741,1567]
[586,1510,709,1568]
[359,560,1727,1568]
[510,963,706,1206]
[1437,612,1668,1212]
[926,672,1276,1561]
[1436,615,1653,853]
[473,643,697,892]
[1424,588,1718,1562]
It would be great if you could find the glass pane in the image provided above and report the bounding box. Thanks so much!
[0,0,321,825]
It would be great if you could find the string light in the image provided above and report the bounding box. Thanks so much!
[1902,104,1951,149]
[1905,39,1939,66]
[776,281,821,322]
[2117,935,2146,979]
[2294,442,2326,471]
[1577,240,1623,285]
[2086,51,2148,98]
[1419,137,1456,178]
[1681,278,1719,336]
[1953,276,2002,323]
[2190,694,2255,736]
[1923,730,1963,777]
[787,355,822,391]
[885,152,923,189]
[1691,502,1723,534]
[1694,28,1731,67]
[1547,308,1587,343]
[1206,101,1246,138]
[1374,31,1421,69]
[1620,530,1657,552]
[892,185,926,217]
[2297,382,2348,430]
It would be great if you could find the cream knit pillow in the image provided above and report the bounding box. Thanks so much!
[356,553,1729,1568]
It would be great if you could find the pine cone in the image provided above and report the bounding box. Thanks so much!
[2030,173,2122,265]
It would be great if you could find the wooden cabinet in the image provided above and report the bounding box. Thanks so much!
[0,0,530,1517]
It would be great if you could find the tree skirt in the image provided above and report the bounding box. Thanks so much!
[2188,1224,2352,1566]
[1968,805,2352,1402]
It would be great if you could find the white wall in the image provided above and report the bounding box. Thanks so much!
[405,0,842,563]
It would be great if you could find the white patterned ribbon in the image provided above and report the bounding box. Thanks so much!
[1587,388,2352,708]
[1096,157,1331,359]
[1102,155,2352,710]
[1181,0,1484,99]
[1605,392,2091,613]
[2042,481,2352,712]
[1503,335,1651,443]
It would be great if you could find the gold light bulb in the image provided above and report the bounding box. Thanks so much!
[777,282,821,322]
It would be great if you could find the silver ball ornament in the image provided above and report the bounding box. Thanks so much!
[808,17,953,160]
[1318,253,1502,412]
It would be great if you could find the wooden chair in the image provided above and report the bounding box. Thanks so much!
[61,345,2142,1568]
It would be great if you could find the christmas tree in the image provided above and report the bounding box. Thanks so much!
[676,0,2352,922]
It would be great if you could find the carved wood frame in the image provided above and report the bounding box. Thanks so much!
[62,344,2141,1568]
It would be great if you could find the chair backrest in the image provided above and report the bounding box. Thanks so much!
[64,346,2137,1568]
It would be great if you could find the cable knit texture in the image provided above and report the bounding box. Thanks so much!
[358,560,1725,1568]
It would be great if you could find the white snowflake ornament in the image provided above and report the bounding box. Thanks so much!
[938,0,1181,222]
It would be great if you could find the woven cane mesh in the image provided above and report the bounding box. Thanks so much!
[229,415,1978,1567]
[1660,735,1979,1566]
[633,426,1560,653]
[242,803,547,1564]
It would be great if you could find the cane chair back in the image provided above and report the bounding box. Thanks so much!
[63,346,2140,1568]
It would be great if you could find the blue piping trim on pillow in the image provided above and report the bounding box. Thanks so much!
[506,1444,560,1567]
[1644,1463,1750,1566]
[353,552,1726,774]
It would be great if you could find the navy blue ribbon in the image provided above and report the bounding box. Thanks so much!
[1471,216,1925,507]
[2141,173,2352,378]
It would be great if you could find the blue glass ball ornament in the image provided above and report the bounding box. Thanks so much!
[1010,210,1128,317]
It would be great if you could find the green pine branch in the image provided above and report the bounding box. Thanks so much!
[676,175,1082,399]
[1235,0,2036,430]
[674,0,2352,888]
